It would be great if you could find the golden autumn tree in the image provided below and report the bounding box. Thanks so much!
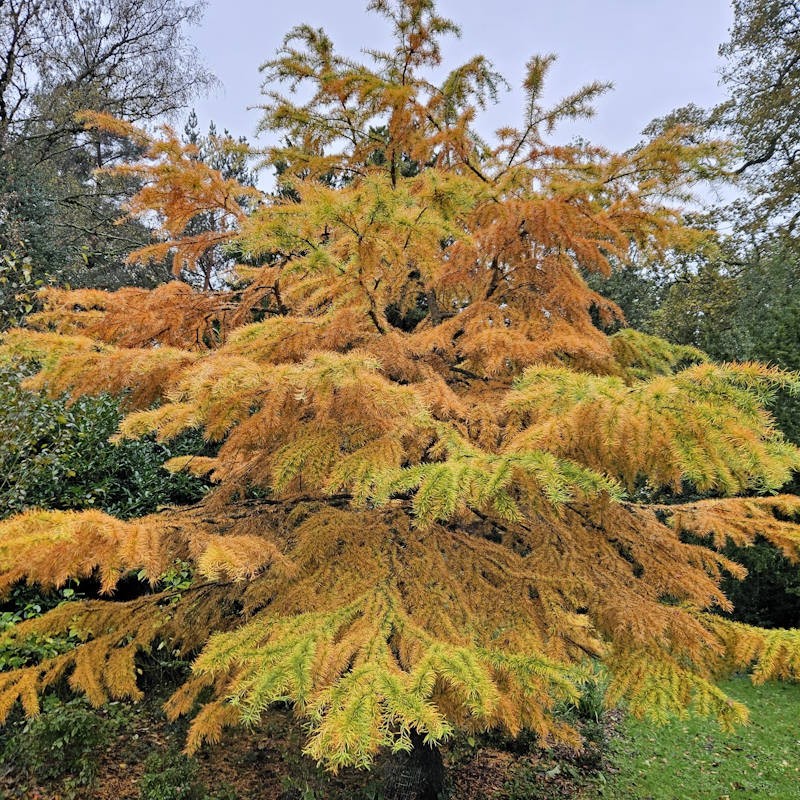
[3,0,800,778]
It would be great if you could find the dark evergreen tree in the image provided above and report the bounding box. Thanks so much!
[0,0,213,294]
[180,111,257,291]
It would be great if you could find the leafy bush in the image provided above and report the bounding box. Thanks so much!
[0,363,210,520]
[0,246,44,329]
[721,538,800,629]
[138,751,237,800]
[0,364,210,676]
[0,584,87,672]
[2,696,131,786]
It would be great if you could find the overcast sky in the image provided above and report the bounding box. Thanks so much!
[190,0,733,154]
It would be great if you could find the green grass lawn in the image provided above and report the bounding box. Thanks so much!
[596,677,800,800]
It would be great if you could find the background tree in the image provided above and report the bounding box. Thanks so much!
[1,1,800,789]
[612,0,800,445]
[716,0,800,237]
[181,111,258,291]
[0,0,213,298]
[596,0,800,401]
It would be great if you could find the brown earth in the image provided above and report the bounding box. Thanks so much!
[0,695,616,800]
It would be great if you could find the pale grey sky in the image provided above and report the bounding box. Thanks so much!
[190,0,732,153]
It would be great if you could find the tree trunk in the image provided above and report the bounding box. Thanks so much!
[382,730,444,800]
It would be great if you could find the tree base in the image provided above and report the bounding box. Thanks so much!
[382,731,445,800]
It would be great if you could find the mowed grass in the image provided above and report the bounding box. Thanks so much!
[597,676,800,800]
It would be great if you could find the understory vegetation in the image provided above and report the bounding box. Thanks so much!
[1,672,798,799]
[0,364,211,520]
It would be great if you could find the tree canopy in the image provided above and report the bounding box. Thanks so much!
[1,0,800,773]
[717,0,800,236]
[0,0,213,294]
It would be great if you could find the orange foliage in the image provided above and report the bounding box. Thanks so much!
[81,110,259,281]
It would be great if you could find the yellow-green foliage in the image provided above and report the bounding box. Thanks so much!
[0,0,798,774]
[0,329,109,371]
[610,328,708,380]
[505,362,800,493]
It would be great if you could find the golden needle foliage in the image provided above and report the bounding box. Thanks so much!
[1,0,800,772]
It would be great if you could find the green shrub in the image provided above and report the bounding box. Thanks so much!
[721,537,800,629]
[0,584,84,670]
[0,246,44,329]
[2,696,131,786]
[0,364,211,680]
[138,751,237,800]
[0,363,210,520]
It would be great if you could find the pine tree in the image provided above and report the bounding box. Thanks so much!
[2,0,800,773]
[181,111,258,291]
